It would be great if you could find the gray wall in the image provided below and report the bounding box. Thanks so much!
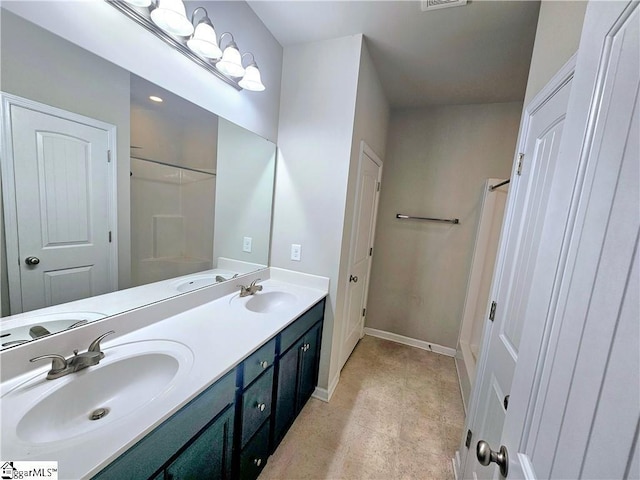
[272,34,389,391]
[0,10,132,308]
[366,102,522,349]
[333,39,390,377]
[271,34,362,391]
[523,0,587,106]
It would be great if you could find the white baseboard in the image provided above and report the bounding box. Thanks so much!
[363,327,457,357]
[311,371,340,403]
[453,451,461,480]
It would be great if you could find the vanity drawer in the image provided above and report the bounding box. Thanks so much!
[243,337,276,388]
[280,299,325,353]
[241,367,273,447]
[92,369,236,480]
[239,421,270,480]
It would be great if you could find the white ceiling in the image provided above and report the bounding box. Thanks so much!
[248,0,541,107]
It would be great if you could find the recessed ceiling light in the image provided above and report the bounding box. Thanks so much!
[149,95,163,103]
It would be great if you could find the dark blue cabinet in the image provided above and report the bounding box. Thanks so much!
[273,302,324,449]
[166,406,234,480]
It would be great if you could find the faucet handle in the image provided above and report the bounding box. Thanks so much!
[87,330,115,359]
[249,278,262,287]
[30,354,67,373]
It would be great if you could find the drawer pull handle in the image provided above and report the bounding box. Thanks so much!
[254,458,262,467]
[256,402,266,412]
[301,343,311,352]
[259,360,268,369]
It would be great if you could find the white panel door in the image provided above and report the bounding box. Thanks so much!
[462,2,639,479]
[340,143,382,369]
[7,103,115,313]
[500,2,639,478]
[460,62,575,478]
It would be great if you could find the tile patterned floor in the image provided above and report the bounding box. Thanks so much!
[259,335,466,480]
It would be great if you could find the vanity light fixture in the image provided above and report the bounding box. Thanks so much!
[122,0,151,7]
[216,33,245,78]
[186,8,222,59]
[107,1,265,92]
[150,0,193,37]
[238,53,265,92]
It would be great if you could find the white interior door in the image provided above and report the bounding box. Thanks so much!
[460,57,575,479]
[461,2,639,479]
[340,142,382,369]
[500,2,639,478]
[2,96,117,314]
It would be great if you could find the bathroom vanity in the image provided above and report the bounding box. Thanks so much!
[0,270,328,480]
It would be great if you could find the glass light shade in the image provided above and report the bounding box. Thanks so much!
[216,44,245,77]
[150,0,194,36]
[239,64,266,91]
[123,0,152,7]
[187,22,222,59]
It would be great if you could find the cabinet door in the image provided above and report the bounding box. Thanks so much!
[273,337,302,447]
[166,406,234,480]
[297,322,322,410]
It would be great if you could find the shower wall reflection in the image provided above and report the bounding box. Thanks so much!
[129,86,218,287]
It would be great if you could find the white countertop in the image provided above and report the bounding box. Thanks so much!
[0,272,328,479]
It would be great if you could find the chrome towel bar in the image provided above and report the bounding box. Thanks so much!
[488,179,510,191]
[396,214,460,224]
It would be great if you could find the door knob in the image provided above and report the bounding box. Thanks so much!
[349,275,358,283]
[476,440,509,477]
[25,256,40,266]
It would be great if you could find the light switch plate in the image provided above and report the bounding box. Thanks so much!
[243,237,252,253]
[291,244,301,261]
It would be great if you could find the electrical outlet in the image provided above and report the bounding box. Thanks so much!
[243,237,252,253]
[291,244,301,261]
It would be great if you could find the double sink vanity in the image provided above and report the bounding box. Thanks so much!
[0,268,329,479]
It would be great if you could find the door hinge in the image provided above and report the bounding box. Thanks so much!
[489,301,497,321]
[108,231,112,243]
[516,152,524,175]
[362,308,366,317]
[369,247,373,256]
[465,429,473,448]
[107,150,112,163]
[376,181,380,192]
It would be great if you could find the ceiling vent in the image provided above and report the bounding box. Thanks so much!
[421,0,468,12]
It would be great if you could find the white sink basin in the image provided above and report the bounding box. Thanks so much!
[244,291,297,314]
[2,340,193,445]
[174,275,218,293]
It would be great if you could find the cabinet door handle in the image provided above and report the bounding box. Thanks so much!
[259,360,268,369]
[256,402,266,412]
[253,458,262,467]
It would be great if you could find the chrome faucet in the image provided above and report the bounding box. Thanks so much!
[239,279,263,297]
[216,273,239,283]
[30,330,115,380]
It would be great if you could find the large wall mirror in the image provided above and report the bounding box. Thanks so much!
[0,9,276,349]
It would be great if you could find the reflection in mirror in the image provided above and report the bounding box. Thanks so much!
[0,9,276,349]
